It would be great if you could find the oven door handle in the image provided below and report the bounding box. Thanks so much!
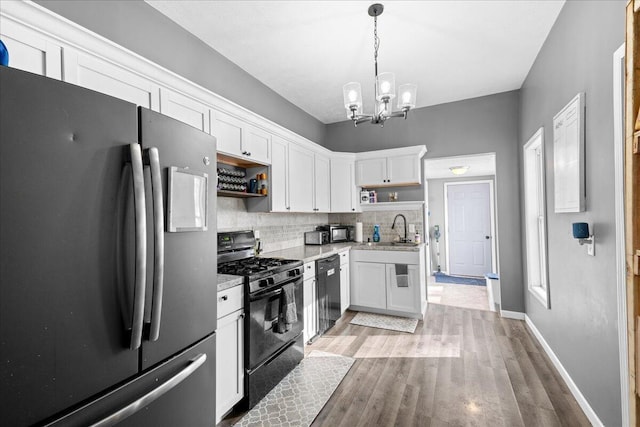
[249,287,283,302]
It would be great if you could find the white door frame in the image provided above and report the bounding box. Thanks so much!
[443,180,497,276]
[613,42,629,427]
[423,181,431,277]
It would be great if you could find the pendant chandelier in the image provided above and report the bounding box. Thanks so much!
[342,3,417,127]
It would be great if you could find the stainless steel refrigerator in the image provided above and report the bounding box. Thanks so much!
[0,66,218,426]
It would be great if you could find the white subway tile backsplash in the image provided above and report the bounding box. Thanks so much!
[217,198,328,253]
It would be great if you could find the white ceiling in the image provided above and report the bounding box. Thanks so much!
[146,1,565,124]
[424,153,496,179]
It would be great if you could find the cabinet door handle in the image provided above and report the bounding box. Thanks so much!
[247,152,251,156]
[219,295,228,301]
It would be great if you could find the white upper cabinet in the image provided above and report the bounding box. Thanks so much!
[270,136,289,212]
[288,144,315,212]
[64,52,160,110]
[355,146,427,187]
[244,125,271,165]
[0,20,62,79]
[212,110,243,155]
[212,110,271,164]
[249,139,331,213]
[356,157,388,187]
[330,156,359,213]
[314,154,331,212]
[387,154,421,184]
[160,88,210,132]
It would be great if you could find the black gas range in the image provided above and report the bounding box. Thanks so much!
[217,231,304,409]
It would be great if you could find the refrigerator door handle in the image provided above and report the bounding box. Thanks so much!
[146,147,164,342]
[89,353,207,427]
[129,143,147,351]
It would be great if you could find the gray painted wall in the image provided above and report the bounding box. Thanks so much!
[427,176,495,274]
[34,0,326,144]
[518,1,625,425]
[326,91,524,312]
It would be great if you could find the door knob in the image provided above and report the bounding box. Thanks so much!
[485,236,491,239]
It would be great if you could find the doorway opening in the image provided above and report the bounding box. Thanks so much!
[424,153,498,312]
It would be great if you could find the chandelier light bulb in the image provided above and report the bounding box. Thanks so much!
[397,84,417,110]
[380,81,391,94]
[348,90,359,103]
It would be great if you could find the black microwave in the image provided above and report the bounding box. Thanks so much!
[316,225,354,243]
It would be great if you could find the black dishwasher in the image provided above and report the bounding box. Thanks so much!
[316,255,341,335]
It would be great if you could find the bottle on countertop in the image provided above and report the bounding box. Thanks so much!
[373,225,381,243]
[414,232,421,244]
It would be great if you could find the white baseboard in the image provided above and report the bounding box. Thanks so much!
[499,310,525,320]
[524,315,604,427]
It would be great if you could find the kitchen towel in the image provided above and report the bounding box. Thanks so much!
[277,282,297,333]
[355,222,363,243]
[395,264,408,287]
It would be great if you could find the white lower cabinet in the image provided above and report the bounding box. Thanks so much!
[350,248,427,318]
[385,264,421,313]
[216,287,244,424]
[350,261,387,309]
[339,250,350,314]
[303,261,317,344]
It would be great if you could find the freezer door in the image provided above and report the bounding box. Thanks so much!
[138,108,218,369]
[0,67,140,425]
[47,333,216,427]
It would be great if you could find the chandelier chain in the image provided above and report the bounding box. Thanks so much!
[373,15,379,77]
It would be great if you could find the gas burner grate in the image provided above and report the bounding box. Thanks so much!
[218,257,298,276]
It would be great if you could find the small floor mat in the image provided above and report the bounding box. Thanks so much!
[349,312,418,333]
[434,272,486,286]
[234,351,355,427]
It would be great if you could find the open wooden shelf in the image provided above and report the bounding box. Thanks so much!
[217,190,267,199]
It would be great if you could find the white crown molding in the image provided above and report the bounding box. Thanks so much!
[524,315,604,427]
[355,145,427,160]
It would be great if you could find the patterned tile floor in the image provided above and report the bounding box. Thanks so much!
[234,351,355,427]
[427,277,491,311]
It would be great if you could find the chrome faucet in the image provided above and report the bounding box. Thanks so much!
[391,214,408,242]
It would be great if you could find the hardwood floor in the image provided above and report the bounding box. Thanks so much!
[307,305,590,427]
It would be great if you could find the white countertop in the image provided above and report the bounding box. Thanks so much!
[260,243,353,264]
[217,273,244,292]
[261,241,425,264]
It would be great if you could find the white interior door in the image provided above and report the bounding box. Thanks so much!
[446,182,492,277]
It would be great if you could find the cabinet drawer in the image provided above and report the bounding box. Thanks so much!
[217,285,244,319]
[303,262,316,281]
[339,250,350,266]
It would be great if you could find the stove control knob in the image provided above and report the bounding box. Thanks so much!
[288,269,300,277]
[259,279,269,287]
